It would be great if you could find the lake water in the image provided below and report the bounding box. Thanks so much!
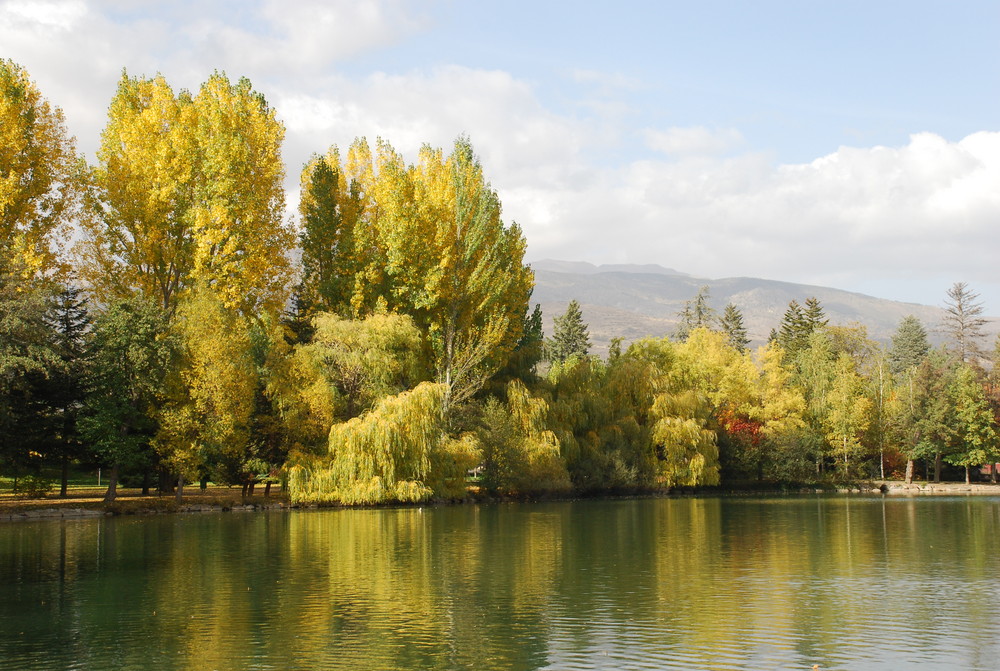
[2,495,1000,670]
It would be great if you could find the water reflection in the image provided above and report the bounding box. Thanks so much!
[2,496,1000,670]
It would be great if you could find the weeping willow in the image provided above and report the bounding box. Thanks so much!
[288,382,478,504]
[651,390,720,487]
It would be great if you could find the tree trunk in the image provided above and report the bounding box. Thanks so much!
[992,464,998,484]
[965,465,970,484]
[264,481,272,497]
[248,481,255,496]
[905,459,914,485]
[103,464,120,503]
[934,452,942,483]
[60,454,69,498]
[175,473,185,502]
[141,469,150,496]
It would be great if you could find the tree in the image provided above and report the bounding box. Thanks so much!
[156,286,257,499]
[942,282,987,365]
[341,137,532,413]
[1,59,80,277]
[80,71,293,316]
[548,299,590,363]
[719,303,750,351]
[0,262,60,485]
[945,364,998,483]
[889,315,930,378]
[675,286,716,341]
[298,148,364,314]
[777,297,827,359]
[80,297,174,502]
[43,284,90,496]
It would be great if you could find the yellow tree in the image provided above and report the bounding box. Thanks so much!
[189,73,292,315]
[80,71,292,316]
[0,59,80,277]
[412,137,533,411]
[80,72,195,310]
[156,286,257,499]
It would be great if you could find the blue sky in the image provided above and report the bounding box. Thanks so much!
[3,0,999,313]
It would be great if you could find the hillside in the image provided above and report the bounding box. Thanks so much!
[529,260,991,356]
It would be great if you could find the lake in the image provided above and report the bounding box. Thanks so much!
[2,495,999,670]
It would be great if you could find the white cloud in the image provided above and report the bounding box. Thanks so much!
[3,1,998,309]
[645,126,744,157]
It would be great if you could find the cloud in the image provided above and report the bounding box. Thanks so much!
[645,126,744,157]
[520,131,1000,308]
[3,1,998,309]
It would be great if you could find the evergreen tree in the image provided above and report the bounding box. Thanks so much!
[719,303,750,351]
[777,297,826,358]
[548,300,590,363]
[43,284,90,496]
[803,297,829,331]
[942,282,987,365]
[889,315,930,377]
[675,286,716,341]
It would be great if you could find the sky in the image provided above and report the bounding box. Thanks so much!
[3,0,999,311]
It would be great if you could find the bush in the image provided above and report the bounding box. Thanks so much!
[14,474,52,499]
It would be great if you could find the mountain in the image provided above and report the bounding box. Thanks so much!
[529,260,995,356]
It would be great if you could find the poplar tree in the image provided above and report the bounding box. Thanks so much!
[81,71,292,316]
[548,300,590,363]
[1,59,80,277]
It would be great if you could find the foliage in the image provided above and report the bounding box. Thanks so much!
[288,382,463,505]
[155,286,257,485]
[675,286,717,341]
[79,296,174,500]
[547,299,590,363]
[942,282,987,365]
[719,303,750,351]
[79,71,293,316]
[889,315,930,378]
[1,59,80,277]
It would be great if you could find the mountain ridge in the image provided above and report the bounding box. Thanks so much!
[528,260,996,356]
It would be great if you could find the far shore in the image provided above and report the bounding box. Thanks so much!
[3,480,1000,523]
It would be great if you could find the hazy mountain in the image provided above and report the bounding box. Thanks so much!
[529,259,997,356]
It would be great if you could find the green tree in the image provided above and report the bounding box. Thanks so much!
[719,303,750,351]
[298,148,364,315]
[889,315,930,378]
[548,299,590,363]
[80,297,174,502]
[43,284,90,496]
[946,364,998,483]
[675,286,716,341]
[777,297,827,359]
[942,282,987,365]
[0,263,60,484]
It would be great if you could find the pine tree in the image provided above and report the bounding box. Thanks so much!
[43,284,90,496]
[548,300,590,363]
[675,286,716,341]
[777,297,827,358]
[889,315,930,377]
[942,282,987,365]
[719,303,750,351]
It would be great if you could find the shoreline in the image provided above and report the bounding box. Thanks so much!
[4,480,1000,523]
